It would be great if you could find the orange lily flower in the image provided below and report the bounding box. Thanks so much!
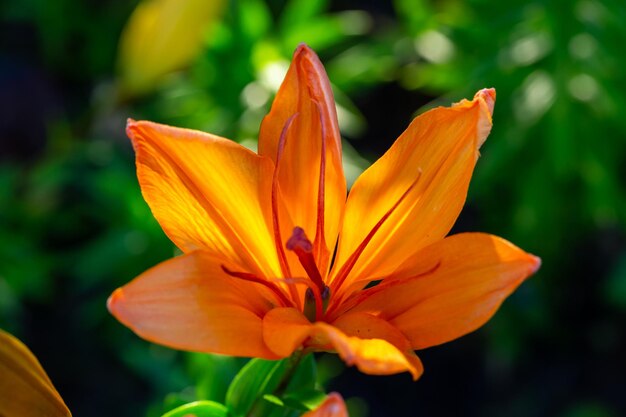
[108,44,540,380]
[303,393,348,417]
[0,329,72,417]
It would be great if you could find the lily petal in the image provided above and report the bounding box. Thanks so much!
[263,307,313,357]
[263,308,422,379]
[303,393,348,417]
[259,45,346,274]
[332,89,495,291]
[0,329,71,417]
[346,232,540,349]
[327,312,423,380]
[127,120,280,277]
[108,251,281,358]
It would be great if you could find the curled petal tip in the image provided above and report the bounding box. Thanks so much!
[125,119,140,142]
[473,88,496,148]
[294,42,313,56]
[106,288,124,316]
[475,88,496,115]
[530,255,542,273]
[126,118,138,130]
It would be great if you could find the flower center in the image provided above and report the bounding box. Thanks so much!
[286,226,330,321]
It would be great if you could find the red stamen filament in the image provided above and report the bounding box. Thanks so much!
[312,100,327,267]
[330,171,423,295]
[327,261,441,319]
[221,266,293,307]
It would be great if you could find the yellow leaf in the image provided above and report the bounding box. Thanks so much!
[0,329,71,417]
[118,0,225,95]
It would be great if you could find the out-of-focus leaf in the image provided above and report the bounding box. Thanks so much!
[280,0,328,29]
[561,402,615,417]
[604,252,626,311]
[188,353,243,403]
[282,390,327,411]
[0,329,71,417]
[118,0,226,96]
[161,400,228,417]
[238,0,271,40]
[393,0,434,35]
[281,12,372,52]
[315,355,343,387]
[283,353,316,393]
[327,44,397,92]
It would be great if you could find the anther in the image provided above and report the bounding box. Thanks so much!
[303,285,331,322]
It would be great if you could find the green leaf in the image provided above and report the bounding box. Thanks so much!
[283,353,316,393]
[604,252,626,310]
[237,0,271,40]
[262,394,285,407]
[225,358,286,417]
[282,390,327,411]
[281,0,328,29]
[266,356,322,415]
[188,353,244,403]
[393,0,433,35]
[225,354,318,417]
[161,401,228,417]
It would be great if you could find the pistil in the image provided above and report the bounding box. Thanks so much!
[286,227,326,292]
[286,227,330,321]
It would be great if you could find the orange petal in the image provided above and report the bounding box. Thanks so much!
[259,44,346,275]
[108,251,280,358]
[346,232,540,349]
[303,393,348,417]
[127,120,280,278]
[262,308,423,379]
[0,329,71,417]
[263,307,313,357]
[325,312,423,379]
[332,89,495,291]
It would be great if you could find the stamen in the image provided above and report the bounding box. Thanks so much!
[303,285,331,322]
[330,171,422,294]
[303,288,321,322]
[327,261,441,319]
[221,266,293,307]
[312,100,327,267]
[287,227,326,292]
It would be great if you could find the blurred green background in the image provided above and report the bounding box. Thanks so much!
[1,0,625,416]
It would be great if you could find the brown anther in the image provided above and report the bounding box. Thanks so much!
[303,285,331,322]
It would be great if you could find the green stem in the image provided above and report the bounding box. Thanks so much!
[246,350,306,417]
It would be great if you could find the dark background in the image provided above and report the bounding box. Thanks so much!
[2,0,626,416]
